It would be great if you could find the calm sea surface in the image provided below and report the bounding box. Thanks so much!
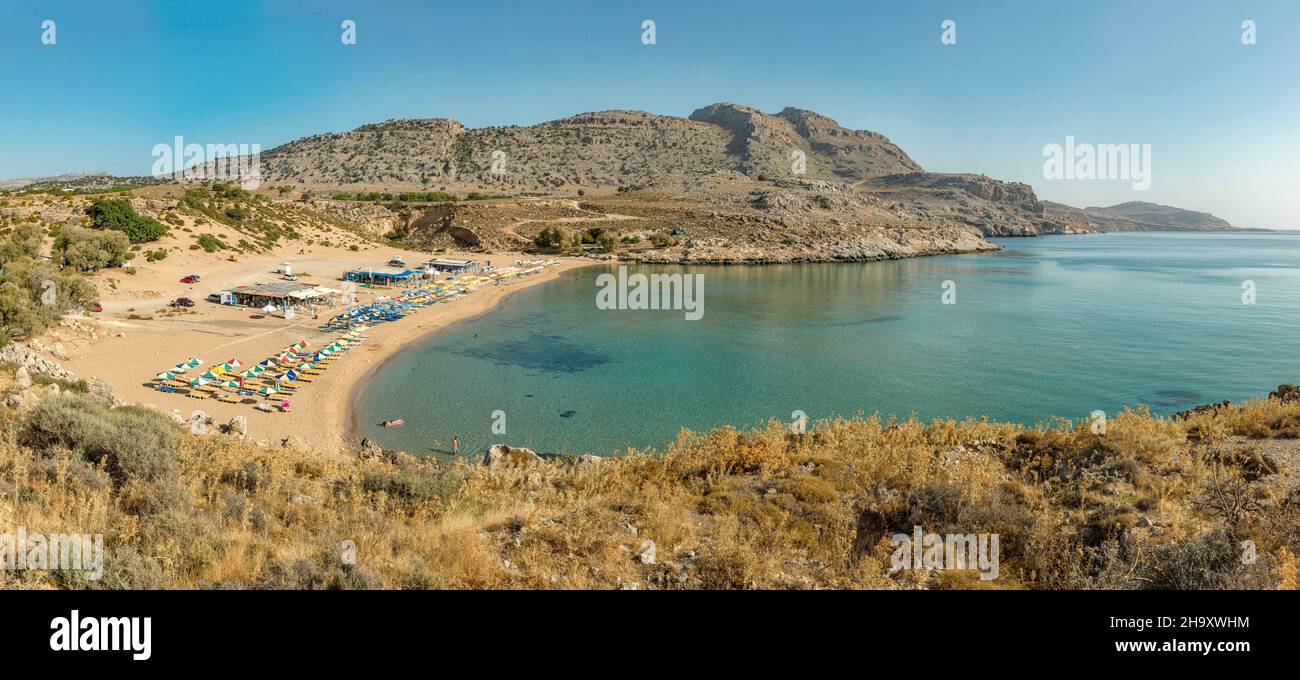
[355,232,1300,457]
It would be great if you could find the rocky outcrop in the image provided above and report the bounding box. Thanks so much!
[0,343,75,380]
[483,444,543,468]
[1270,384,1300,403]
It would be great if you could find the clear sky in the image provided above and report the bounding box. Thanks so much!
[1,0,1296,227]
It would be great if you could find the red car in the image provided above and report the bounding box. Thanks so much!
[172,297,195,307]
[90,303,103,312]
[180,275,201,284]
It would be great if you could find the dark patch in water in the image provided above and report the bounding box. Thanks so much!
[828,315,903,327]
[1148,389,1202,407]
[524,394,535,398]
[558,410,577,418]
[443,332,610,374]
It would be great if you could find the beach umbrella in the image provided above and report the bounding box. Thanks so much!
[258,358,276,367]
[173,364,189,373]
[201,370,220,378]
[219,380,240,389]
[297,363,316,371]
[238,369,259,378]
[226,358,242,367]
[186,358,202,367]
[256,386,278,396]
[155,371,176,380]
[189,377,209,386]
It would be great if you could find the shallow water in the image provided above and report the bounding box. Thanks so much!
[355,232,1300,457]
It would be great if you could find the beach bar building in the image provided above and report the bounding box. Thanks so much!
[344,266,421,287]
[225,282,340,309]
[424,258,479,274]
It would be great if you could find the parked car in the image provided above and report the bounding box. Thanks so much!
[205,293,222,303]
[387,258,405,267]
[282,274,299,281]
[180,275,201,284]
[172,297,195,307]
[90,303,103,312]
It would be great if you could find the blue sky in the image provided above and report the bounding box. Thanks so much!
[1,0,1296,227]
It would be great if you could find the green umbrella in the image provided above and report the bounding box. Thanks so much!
[189,377,209,386]
[257,386,278,396]
[155,371,176,380]
[186,357,203,367]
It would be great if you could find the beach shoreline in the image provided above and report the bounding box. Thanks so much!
[331,259,597,452]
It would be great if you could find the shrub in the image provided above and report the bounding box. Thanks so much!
[54,226,131,271]
[86,198,167,243]
[22,394,178,484]
[650,231,678,248]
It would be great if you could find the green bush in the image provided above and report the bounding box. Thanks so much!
[197,234,226,252]
[54,226,131,271]
[22,393,178,485]
[0,257,97,339]
[86,198,167,243]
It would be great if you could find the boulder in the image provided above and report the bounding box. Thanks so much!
[1270,383,1300,403]
[635,539,657,565]
[483,443,543,468]
[13,366,32,389]
[50,343,69,361]
[87,378,115,405]
[226,415,248,438]
[358,438,383,460]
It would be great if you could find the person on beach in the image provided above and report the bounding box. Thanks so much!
[452,436,459,455]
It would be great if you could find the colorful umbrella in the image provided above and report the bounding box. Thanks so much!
[257,386,278,396]
[226,358,242,367]
[186,358,202,367]
[155,371,176,380]
[189,377,209,386]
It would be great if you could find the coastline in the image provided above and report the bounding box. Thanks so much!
[329,258,597,452]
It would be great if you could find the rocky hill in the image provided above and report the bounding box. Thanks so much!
[15,103,1235,264]
[259,103,924,191]
[1043,201,1234,232]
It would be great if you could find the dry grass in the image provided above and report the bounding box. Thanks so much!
[2,374,1298,589]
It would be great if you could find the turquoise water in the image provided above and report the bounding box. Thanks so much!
[355,232,1300,457]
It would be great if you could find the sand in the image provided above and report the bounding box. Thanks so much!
[55,239,594,452]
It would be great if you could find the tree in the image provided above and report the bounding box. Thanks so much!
[55,226,131,271]
[0,224,44,264]
[596,231,617,252]
[0,257,97,339]
[86,198,167,243]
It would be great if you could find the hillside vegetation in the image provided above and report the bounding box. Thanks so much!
[2,367,1296,589]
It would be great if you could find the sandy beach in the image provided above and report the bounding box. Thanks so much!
[54,238,593,452]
